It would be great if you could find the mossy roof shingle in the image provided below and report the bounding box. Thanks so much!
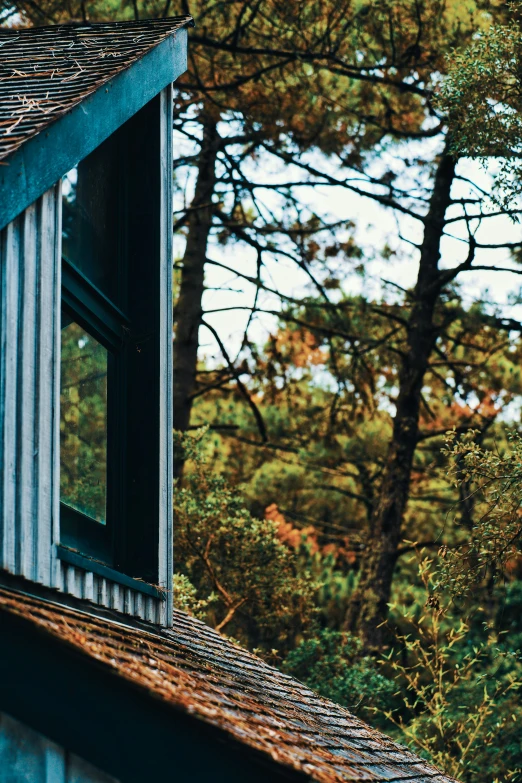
[0,586,458,783]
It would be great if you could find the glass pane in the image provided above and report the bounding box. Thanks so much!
[60,313,108,524]
[62,132,120,302]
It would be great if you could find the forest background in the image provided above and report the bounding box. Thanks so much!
[4,0,522,780]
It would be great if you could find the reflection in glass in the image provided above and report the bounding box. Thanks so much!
[61,131,120,302]
[60,312,108,524]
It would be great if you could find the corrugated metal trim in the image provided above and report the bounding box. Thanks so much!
[0,187,60,586]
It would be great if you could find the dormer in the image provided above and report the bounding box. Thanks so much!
[0,17,193,627]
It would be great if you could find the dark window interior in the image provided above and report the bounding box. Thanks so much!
[62,133,122,304]
[59,95,164,582]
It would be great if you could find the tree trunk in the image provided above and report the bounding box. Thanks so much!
[345,149,456,650]
[173,116,220,476]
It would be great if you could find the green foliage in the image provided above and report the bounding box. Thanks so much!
[384,558,522,783]
[282,629,397,726]
[173,573,217,621]
[439,428,522,596]
[173,428,318,655]
[438,8,522,210]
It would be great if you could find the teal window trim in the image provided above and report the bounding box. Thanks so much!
[59,91,168,586]
[60,130,128,570]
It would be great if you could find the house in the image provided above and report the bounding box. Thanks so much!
[0,18,457,783]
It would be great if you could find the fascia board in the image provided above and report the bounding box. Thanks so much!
[0,27,187,231]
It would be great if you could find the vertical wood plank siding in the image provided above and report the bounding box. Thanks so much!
[0,187,60,587]
[0,711,119,783]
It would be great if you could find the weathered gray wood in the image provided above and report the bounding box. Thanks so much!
[0,218,21,574]
[41,185,62,589]
[144,596,158,624]
[134,592,143,618]
[98,577,108,607]
[0,190,60,585]
[158,84,174,628]
[83,570,94,603]
[62,567,165,625]
[19,202,38,579]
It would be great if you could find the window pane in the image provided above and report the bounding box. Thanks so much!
[62,132,120,302]
[60,314,108,525]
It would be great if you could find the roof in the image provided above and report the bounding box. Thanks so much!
[0,17,192,163]
[0,17,193,230]
[0,586,457,783]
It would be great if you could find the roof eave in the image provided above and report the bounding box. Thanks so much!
[0,597,309,783]
[0,26,188,231]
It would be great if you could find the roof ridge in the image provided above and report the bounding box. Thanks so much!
[0,16,194,34]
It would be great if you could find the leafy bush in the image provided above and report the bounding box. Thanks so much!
[173,428,318,655]
[440,429,522,597]
[282,629,397,726]
[383,557,522,783]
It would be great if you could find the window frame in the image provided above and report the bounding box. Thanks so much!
[58,95,168,585]
[60,189,129,567]
[60,266,128,566]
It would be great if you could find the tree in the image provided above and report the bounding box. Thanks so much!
[173,428,317,654]
[191,292,522,646]
[437,6,522,210]
[170,0,522,648]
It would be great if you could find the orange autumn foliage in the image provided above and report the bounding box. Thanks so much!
[274,329,327,369]
[265,503,356,566]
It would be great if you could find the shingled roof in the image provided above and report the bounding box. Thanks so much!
[0,17,192,163]
[0,586,456,783]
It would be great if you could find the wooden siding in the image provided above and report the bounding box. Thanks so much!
[0,188,168,625]
[0,187,61,588]
[158,83,174,627]
[0,711,119,783]
[58,562,163,624]
[0,87,173,627]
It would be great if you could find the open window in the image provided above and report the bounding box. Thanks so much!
[58,95,170,586]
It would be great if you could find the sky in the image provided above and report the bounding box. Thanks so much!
[173,137,522,364]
